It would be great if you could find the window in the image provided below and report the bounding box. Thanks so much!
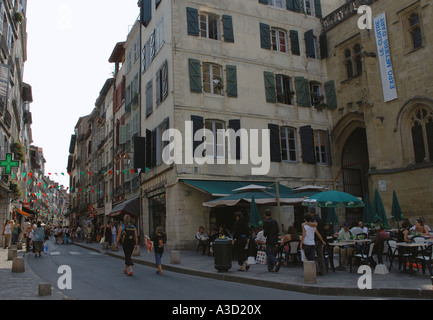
[276,74,294,105]
[343,43,362,79]
[409,13,422,50]
[270,0,284,9]
[305,30,318,59]
[200,13,220,40]
[271,28,287,53]
[314,130,328,164]
[410,107,433,163]
[156,60,168,106]
[205,120,225,159]
[203,63,223,95]
[310,81,322,107]
[302,0,314,16]
[280,127,298,162]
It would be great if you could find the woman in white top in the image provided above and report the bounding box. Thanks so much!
[301,213,326,261]
[2,220,12,249]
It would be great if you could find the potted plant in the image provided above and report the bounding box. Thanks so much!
[14,12,24,23]
[9,180,22,199]
[11,142,25,162]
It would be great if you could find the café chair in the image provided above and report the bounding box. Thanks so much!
[350,241,375,273]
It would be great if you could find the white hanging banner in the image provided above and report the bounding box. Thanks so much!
[374,12,398,103]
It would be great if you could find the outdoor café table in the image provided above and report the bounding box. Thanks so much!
[395,242,426,273]
[328,241,355,271]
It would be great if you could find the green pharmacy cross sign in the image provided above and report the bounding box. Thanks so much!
[0,153,20,175]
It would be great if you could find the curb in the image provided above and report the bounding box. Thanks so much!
[72,242,433,299]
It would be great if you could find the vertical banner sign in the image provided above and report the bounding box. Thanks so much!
[374,12,398,102]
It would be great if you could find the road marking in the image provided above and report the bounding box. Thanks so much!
[69,251,81,255]
[50,252,61,256]
[88,252,101,255]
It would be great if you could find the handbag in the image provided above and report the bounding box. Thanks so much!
[132,246,140,256]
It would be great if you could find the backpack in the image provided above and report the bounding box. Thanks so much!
[122,224,136,246]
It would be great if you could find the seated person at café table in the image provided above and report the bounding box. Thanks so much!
[255,227,267,251]
[195,226,210,255]
[397,220,411,243]
[279,225,300,266]
[351,221,368,237]
[411,218,431,237]
[334,222,355,266]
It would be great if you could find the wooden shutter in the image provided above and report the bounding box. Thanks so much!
[305,29,315,58]
[189,58,202,93]
[226,65,238,98]
[268,124,282,163]
[295,76,310,107]
[324,80,338,110]
[286,0,295,11]
[260,23,271,50]
[191,115,204,157]
[319,32,328,59]
[264,72,276,103]
[162,60,168,100]
[151,128,157,168]
[155,0,162,9]
[259,0,269,4]
[186,7,199,36]
[293,0,301,12]
[134,137,146,170]
[290,30,300,55]
[300,125,316,164]
[155,68,161,106]
[314,0,322,18]
[222,15,234,43]
[146,129,152,168]
[228,119,241,160]
[141,0,152,27]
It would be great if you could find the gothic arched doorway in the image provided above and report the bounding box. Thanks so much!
[341,127,369,224]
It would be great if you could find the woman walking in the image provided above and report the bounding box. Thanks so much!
[115,215,138,276]
[232,212,250,272]
[2,220,12,249]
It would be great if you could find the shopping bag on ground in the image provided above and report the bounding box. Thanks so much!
[43,243,49,254]
[256,251,267,265]
[300,249,307,262]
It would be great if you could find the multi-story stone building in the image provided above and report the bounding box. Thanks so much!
[322,0,433,223]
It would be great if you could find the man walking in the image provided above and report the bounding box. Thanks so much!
[263,209,281,272]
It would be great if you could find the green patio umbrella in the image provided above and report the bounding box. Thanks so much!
[390,190,404,227]
[372,189,390,229]
[302,190,365,208]
[249,196,263,228]
[325,207,339,225]
[362,193,374,227]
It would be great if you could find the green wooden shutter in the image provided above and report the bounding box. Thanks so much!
[287,0,295,11]
[186,7,199,36]
[222,15,234,43]
[189,58,202,93]
[259,0,269,4]
[314,0,323,18]
[228,119,241,160]
[324,80,338,110]
[319,32,328,59]
[191,115,204,157]
[264,72,276,103]
[268,124,282,163]
[290,30,300,55]
[140,0,152,27]
[226,65,238,98]
[300,125,316,164]
[305,29,315,58]
[260,23,271,50]
[293,0,301,12]
[295,77,311,107]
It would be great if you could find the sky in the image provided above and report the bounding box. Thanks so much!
[23,0,140,190]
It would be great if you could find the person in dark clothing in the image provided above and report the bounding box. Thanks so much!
[146,226,167,275]
[115,215,138,276]
[263,209,281,273]
[232,212,250,271]
[105,223,112,246]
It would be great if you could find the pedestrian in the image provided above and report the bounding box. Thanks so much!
[105,222,112,246]
[115,215,138,276]
[300,213,327,263]
[11,221,21,245]
[232,211,250,272]
[2,220,12,249]
[33,221,45,258]
[263,209,281,272]
[23,218,31,252]
[111,222,117,246]
[146,226,167,275]
[308,207,327,275]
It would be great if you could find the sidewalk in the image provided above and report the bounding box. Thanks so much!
[73,241,433,299]
[0,246,67,300]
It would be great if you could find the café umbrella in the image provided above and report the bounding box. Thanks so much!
[362,193,375,227]
[390,190,404,227]
[249,196,262,228]
[373,189,390,229]
[302,190,365,208]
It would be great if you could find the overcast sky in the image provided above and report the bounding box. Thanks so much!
[23,0,139,189]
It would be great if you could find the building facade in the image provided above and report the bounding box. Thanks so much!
[323,0,433,223]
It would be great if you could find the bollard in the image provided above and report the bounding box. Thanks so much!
[7,249,17,261]
[101,242,108,250]
[17,242,23,250]
[12,257,25,273]
[303,261,317,284]
[38,283,52,296]
[170,250,181,264]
